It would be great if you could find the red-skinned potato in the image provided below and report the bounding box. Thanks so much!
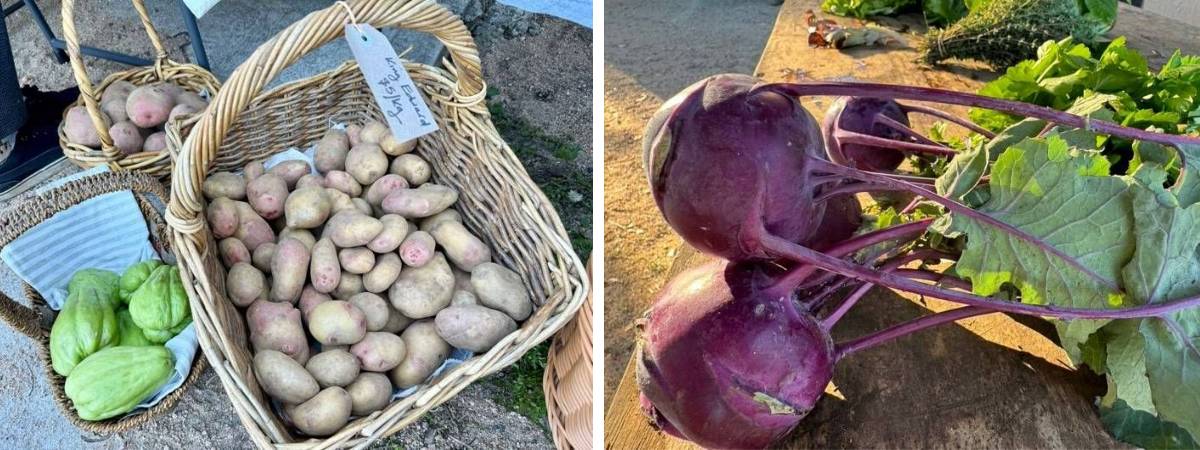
[219,237,251,267]
[63,106,105,147]
[399,231,435,267]
[203,172,246,200]
[269,160,312,189]
[270,238,311,303]
[254,350,319,404]
[310,238,341,294]
[346,373,392,416]
[246,173,288,220]
[345,144,388,185]
[308,301,367,346]
[234,202,276,251]
[125,83,177,128]
[247,300,310,363]
[315,128,350,173]
[143,131,167,153]
[227,262,265,307]
[350,332,407,372]
[207,197,238,239]
[109,121,143,154]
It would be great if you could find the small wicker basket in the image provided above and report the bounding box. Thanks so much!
[57,0,221,178]
[545,256,593,450]
[164,0,589,448]
[0,171,207,432]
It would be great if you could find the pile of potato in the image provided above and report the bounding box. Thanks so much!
[202,120,536,437]
[62,80,210,155]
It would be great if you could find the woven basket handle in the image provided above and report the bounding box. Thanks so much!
[61,0,171,159]
[0,172,166,340]
[167,0,485,235]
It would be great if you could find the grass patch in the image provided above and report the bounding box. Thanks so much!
[487,91,584,162]
[490,342,551,426]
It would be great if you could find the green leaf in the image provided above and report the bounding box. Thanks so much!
[1105,320,1156,414]
[936,118,1046,199]
[964,0,991,11]
[923,0,968,25]
[1081,0,1118,30]
[821,0,916,17]
[1101,399,1199,450]
[1115,168,1200,442]
[1140,316,1200,444]
[944,136,1133,355]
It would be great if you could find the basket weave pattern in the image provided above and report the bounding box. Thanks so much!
[164,1,588,448]
[57,0,221,178]
[0,171,207,432]
[544,259,593,450]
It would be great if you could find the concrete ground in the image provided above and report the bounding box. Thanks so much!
[0,0,591,448]
[602,0,779,406]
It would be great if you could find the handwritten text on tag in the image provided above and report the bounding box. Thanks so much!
[345,24,439,142]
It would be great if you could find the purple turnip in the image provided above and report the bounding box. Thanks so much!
[822,97,911,172]
[643,74,828,261]
[637,261,835,449]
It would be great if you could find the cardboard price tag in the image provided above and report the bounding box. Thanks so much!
[345,24,440,142]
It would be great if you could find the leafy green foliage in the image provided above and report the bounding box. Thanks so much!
[1101,399,1199,449]
[936,133,1200,443]
[971,38,1200,140]
[821,0,917,18]
[942,135,1133,354]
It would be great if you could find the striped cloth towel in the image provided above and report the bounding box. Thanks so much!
[0,166,198,413]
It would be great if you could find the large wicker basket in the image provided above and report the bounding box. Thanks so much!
[545,256,593,450]
[0,171,207,432]
[164,0,589,448]
[58,0,221,178]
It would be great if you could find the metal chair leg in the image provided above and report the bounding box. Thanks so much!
[178,0,209,70]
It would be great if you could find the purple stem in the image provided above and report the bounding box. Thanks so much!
[822,250,963,329]
[899,103,997,139]
[835,130,959,157]
[761,231,1200,320]
[822,282,875,329]
[899,196,923,214]
[769,81,1200,151]
[894,268,973,291]
[814,183,903,203]
[880,173,939,186]
[810,158,1124,295]
[808,277,861,312]
[874,114,944,146]
[835,306,994,358]
[763,219,934,298]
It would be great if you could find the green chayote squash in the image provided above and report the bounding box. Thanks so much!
[64,346,173,421]
[116,309,153,346]
[129,266,189,333]
[141,327,175,345]
[119,260,163,304]
[68,269,121,309]
[49,289,119,376]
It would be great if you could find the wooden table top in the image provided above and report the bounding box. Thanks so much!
[604,1,1200,448]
